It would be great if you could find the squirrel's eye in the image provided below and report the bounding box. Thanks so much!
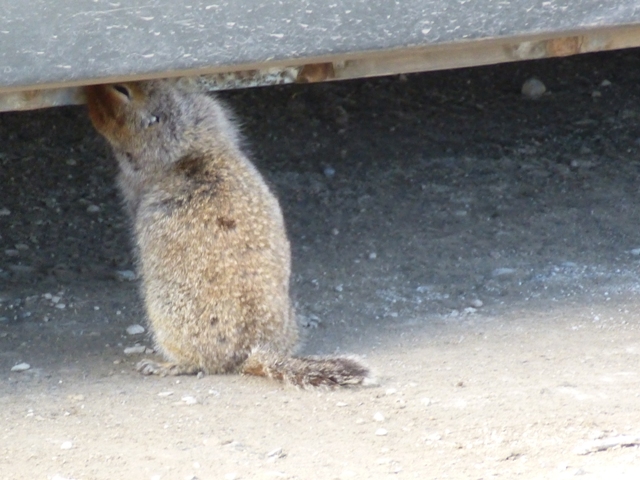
[142,114,160,129]
[113,84,131,99]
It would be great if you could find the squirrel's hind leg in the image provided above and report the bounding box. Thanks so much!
[136,358,202,376]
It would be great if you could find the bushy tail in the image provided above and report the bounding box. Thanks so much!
[241,349,375,388]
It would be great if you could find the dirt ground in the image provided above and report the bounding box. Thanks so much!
[3,50,640,479]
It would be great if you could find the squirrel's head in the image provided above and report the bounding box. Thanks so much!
[85,80,195,165]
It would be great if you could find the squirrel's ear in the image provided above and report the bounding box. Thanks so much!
[111,84,132,101]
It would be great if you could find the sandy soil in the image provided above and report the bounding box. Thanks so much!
[3,50,640,479]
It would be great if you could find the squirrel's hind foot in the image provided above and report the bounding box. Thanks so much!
[136,358,202,376]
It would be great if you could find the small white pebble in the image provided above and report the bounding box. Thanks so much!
[332,228,339,235]
[43,293,53,300]
[123,345,146,355]
[86,205,101,213]
[469,299,483,308]
[224,473,238,480]
[15,243,29,250]
[420,397,432,406]
[336,401,348,407]
[521,78,546,98]
[0,207,10,216]
[51,296,61,304]
[323,166,336,177]
[126,324,145,335]
[157,391,174,397]
[11,362,31,372]
[631,248,640,256]
[385,388,397,395]
[334,284,343,292]
[94,306,100,311]
[55,303,66,309]
[60,441,73,450]
[601,79,612,87]
[373,412,385,422]
[266,447,283,458]
[368,252,377,260]
[115,270,136,281]
[182,396,198,405]
[492,267,516,277]
[375,428,388,436]
[303,315,320,329]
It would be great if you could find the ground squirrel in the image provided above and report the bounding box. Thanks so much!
[85,79,373,388]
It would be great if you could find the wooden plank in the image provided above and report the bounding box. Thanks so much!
[4,23,640,112]
[332,24,640,81]
[1,1,640,110]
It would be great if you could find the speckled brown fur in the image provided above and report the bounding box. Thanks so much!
[85,79,374,388]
